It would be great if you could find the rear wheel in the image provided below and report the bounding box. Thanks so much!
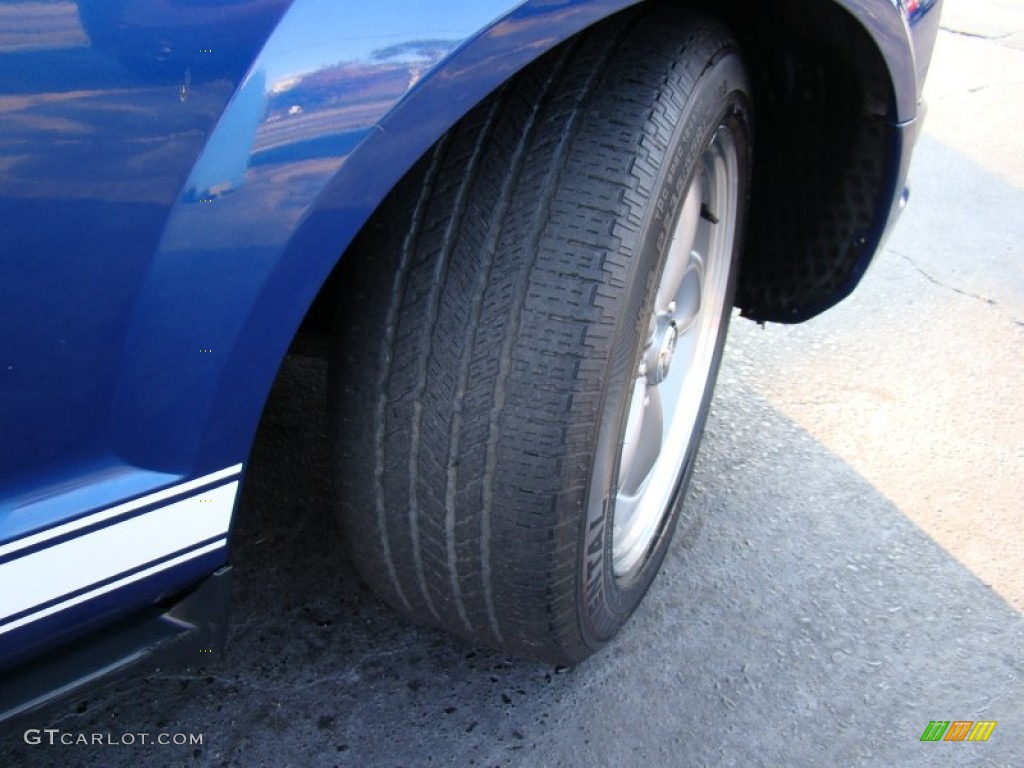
[330,8,752,664]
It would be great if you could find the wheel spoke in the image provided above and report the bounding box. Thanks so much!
[617,375,648,488]
[612,489,641,541]
[656,181,701,311]
[673,249,705,335]
[621,384,663,494]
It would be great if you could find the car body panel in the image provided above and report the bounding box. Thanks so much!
[0,0,941,711]
[0,0,648,679]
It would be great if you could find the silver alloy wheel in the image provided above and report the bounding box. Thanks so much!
[611,127,740,577]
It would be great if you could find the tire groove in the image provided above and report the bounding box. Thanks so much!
[408,96,505,627]
[444,80,555,639]
[436,95,518,635]
[481,24,633,647]
[374,136,450,613]
[477,42,586,645]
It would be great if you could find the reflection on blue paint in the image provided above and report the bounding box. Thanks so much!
[187,71,267,199]
[901,0,939,24]
[257,0,508,86]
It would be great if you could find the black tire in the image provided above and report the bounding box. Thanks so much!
[330,7,752,664]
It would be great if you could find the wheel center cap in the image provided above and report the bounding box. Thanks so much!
[647,322,678,385]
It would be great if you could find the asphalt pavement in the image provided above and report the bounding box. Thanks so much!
[3,0,1022,765]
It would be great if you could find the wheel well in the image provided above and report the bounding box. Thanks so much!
[294,0,896,349]
[705,0,897,323]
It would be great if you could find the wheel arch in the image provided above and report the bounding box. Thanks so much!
[110,0,915,478]
[697,0,919,322]
[108,0,646,479]
[299,0,920,341]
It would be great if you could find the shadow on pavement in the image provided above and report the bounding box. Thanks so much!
[3,354,1021,767]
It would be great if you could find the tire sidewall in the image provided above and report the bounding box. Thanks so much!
[578,50,753,649]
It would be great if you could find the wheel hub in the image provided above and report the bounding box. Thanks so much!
[646,319,678,386]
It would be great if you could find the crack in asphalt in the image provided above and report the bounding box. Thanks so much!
[932,79,1024,99]
[940,25,1014,42]
[895,250,1024,329]
[965,80,1024,93]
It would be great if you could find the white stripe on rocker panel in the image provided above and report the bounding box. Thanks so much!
[0,464,242,560]
[0,540,226,636]
[0,481,237,622]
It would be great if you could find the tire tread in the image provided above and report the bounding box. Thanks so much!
[332,7,748,663]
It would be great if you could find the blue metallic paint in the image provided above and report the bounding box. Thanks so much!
[109,0,622,478]
[0,0,644,675]
[0,0,938,677]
